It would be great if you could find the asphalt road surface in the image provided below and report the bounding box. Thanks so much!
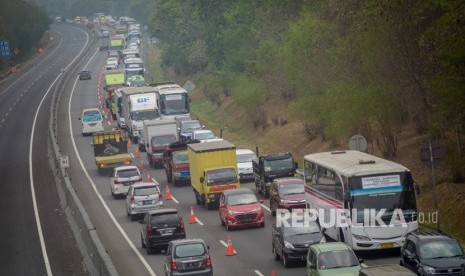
[0,24,89,275]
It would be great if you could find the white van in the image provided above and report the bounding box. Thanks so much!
[80,108,105,135]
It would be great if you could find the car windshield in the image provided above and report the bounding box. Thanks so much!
[237,153,257,163]
[151,135,176,146]
[264,157,294,172]
[280,183,305,196]
[419,241,464,259]
[194,132,214,140]
[134,186,158,196]
[283,223,321,237]
[82,111,102,122]
[318,250,359,269]
[182,121,201,131]
[174,243,206,258]
[116,169,139,178]
[227,193,257,205]
[172,151,189,164]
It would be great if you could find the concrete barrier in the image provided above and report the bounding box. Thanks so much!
[48,28,118,276]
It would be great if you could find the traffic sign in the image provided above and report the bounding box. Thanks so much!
[60,155,70,169]
[0,40,11,61]
[183,80,195,92]
[348,134,368,152]
[13,48,20,55]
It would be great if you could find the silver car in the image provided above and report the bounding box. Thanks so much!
[109,166,142,199]
[126,183,163,221]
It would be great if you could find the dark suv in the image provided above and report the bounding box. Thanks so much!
[164,239,213,276]
[400,230,465,275]
[140,208,186,254]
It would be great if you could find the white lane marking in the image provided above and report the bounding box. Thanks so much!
[130,153,134,158]
[261,204,271,213]
[29,26,90,276]
[170,195,179,204]
[69,44,157,276]
[195,218,204,226]
[219,240,237,254]
[254,270,265,276]
[0,30,63,97]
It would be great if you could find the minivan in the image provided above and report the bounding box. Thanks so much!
[80,108,104,135]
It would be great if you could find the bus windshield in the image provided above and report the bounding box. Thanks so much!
[130,110,160,121]
[159,93,189,115]
[349,173,417,224]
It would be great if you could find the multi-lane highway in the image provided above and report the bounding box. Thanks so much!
[0,24,90,275]
[1,23,400,276]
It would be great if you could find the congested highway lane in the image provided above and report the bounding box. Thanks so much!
[59,27,401,276]
[0,24,89,275]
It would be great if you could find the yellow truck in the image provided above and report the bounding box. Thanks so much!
[92,130,132,172]
[188,140,240,209]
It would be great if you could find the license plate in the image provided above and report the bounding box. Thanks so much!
[161,230,173,236]
[380,242,394,249]
[89,123,96,126]
[142,200,152,205]
[123,181,134,186]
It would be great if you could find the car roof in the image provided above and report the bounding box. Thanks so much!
[81,108,100,113]
[310,242,352,253]
[170,238,206,246]
[131,182,159,188]
[222,187,255,196]
[408,231,457,243]
[181,120,200,126]
[192,129,213,134]
[148,208,179,215]
[273,177,304,185]
[236,149,256,155]
[114,165,139,171]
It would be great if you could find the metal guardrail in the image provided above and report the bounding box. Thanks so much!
[48,27,118,276]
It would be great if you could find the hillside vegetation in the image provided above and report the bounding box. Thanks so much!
[147,1,465,242]
[0,0,50,70]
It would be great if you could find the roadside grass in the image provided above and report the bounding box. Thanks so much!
[144,41,164,84]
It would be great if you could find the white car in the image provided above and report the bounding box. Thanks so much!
[236,149,257,182]
[109,166,142,198]
[191,129,217,142]
[106,59,118,70]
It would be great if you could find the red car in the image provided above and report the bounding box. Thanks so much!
[219,188,265,230]
[269,177,306,216]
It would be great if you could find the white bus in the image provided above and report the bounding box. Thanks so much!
[303,150,418,250]
[152,83,191,122]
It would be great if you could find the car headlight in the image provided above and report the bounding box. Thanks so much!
[284,241,294,249]
[266,182,272,187]
[228,209,238,215]
[422,265,436,275]
[353,234,371,241]
[173,171,181,177]
[208,194,215,199]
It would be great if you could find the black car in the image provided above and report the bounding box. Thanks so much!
[271,219,325,268]
[178,120,203,139]
[164,239,213,276]
[78,70,92,80]
[400,230,465,276]
[140,208,186,254]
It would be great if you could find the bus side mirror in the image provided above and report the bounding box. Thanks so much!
[200,177,204,183]
[415,184,420,195]
[78,117,81,120]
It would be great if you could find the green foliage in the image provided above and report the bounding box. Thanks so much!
[0,0,50,61]
[232,75,265,111]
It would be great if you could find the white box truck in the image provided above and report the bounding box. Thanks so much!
[143,119,179,168]
[120,87,160,142]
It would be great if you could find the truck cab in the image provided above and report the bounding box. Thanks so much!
[163,139,200,186]
[252,152,297,198]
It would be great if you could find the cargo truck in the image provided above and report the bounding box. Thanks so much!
[120,87,160,142]
[92,130,132,173]
[163,138,200,186]
[188,140,240,209]
[142,119,178,168]
[253,151,298,198]
[103,69,125,111]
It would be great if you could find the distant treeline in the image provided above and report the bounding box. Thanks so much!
[150,1,465,172]
[0,0,50,69]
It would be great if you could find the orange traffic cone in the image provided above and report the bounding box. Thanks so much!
[226,235,236,256]
[189,206,196,224]
[127,139,132,149]
[146,173,152,182]
[139,160,145,171]
[165,184,172,200]
[271,271,276,276]
[134,147,140,158]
